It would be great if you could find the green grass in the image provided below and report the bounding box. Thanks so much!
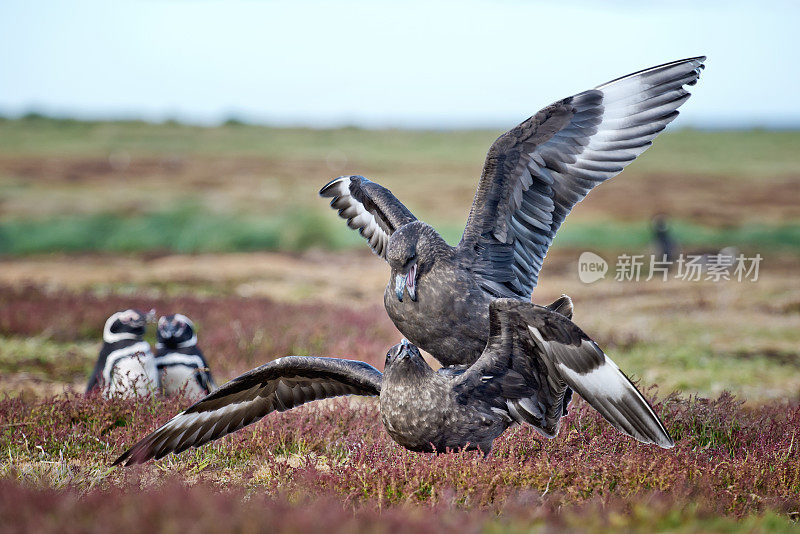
[1,207,797,256]
[0,336,94,377]
[610,341,800,402]
[0,207,363,255]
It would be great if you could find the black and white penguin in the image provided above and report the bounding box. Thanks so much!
[155,314,215,399]
[86,309,158,398]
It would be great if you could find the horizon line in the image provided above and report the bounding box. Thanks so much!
[4,110,800,133]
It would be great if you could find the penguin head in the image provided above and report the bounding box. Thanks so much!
[103,309,152,343]
[156,314,197,348]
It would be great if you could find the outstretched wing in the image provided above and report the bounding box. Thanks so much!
[114,356,383,466]
[459,299,673,448]
[459,57,706,297]
[320,175,417,258]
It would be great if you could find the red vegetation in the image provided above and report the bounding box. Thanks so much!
[0,478,491,534]
[2,391,799,518]
[0,285,398,377]
[2,285,799,529]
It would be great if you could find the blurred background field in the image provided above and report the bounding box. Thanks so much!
[1,118,799,254]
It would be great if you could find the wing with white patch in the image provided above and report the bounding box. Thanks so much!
[113,356,383,466]
[526,323,673,448]
[320,175,417,258]
[459,57,705,297]
[463,299,673,448]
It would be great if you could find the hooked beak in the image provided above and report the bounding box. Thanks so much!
[394,264,418,302]
[394,274,405,302]
[406,264,417,301]
[393,339,412,359]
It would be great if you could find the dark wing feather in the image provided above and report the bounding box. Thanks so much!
[114,356,383,466]
[459,57,706,297]
[320,175,417,258]
[459,299,673,448]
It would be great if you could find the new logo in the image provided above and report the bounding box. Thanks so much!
[578,252,608,284]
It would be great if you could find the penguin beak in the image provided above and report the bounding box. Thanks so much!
[162,323,176,338]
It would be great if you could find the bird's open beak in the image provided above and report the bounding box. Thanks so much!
[394,263,417,302]
[406,264,417,301]
[394,264,418,302]
[394,274,405,302]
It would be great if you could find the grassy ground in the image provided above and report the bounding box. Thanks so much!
[1,118,799,531]
[0,261,798,530]
[2,390,799,533]
[1,118,799,254]
[1,259,798,401]
[4,211,800,256]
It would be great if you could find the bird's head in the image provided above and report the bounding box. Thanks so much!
[103,309,153,343]
[386,221,443,302]
[384,339,431,376]
[156,314,197,348]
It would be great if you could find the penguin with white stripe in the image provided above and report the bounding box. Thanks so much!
[86,309,159,398]
[155,314,215,400]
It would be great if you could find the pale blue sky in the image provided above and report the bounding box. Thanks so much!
[1,1,798,128]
